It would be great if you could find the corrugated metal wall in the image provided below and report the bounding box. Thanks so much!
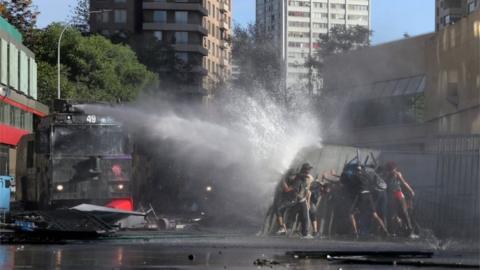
[379,150,480,240]
[432,151,480,239]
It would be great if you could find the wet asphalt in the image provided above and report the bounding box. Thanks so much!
[0,231,478,269]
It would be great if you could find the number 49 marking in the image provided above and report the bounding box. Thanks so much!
[86,115,97,123]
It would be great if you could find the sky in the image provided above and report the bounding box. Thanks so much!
[34,0,435,45]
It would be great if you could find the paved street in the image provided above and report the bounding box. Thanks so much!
[0,231,478,269]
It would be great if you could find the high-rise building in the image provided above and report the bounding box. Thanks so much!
[435,0,479,31]
[204,0,232,94]
[90,0,232,101]
[256,0,371,89]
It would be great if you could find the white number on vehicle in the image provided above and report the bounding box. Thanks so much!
[86,115,97,123]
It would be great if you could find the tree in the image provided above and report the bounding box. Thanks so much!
[0,0,39,44]
[302,25,371,127]
[128,34,197,90]
[108,33,204,98]
[71,0,90,33]
[305,25,371,95]
[231,23,286,106]
[31,23,158,105]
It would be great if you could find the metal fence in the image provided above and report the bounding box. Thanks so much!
[301,137,480,240]
[426,135,480,153]
[380,135,480,240]
[430,150,480,239]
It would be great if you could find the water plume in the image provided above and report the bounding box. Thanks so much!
[79,87,322,226]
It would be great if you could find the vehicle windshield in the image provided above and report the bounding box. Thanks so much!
[52,125,126,156]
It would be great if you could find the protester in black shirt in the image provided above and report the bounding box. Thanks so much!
[309,179,322,236]
[348,165,388,238]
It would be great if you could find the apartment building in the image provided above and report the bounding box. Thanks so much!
[256,0,371,88]
[90,0,232,101]
[204,0,232,92]
[0,16,48,179]
[436,0,479,31]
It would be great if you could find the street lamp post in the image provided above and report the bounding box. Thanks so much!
[57,10,111,100]
[57,24,70,99]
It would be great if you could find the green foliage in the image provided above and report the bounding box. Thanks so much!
[304,25,371,127]
[0,0,39,44]
[231,23,286,105]
[409,94,425,123]
[129,34,196,87]
[31,24,158,105]
[111,33,204,96]
[70,0,90,33]
[319,25,371,57]
[307,25,371,81]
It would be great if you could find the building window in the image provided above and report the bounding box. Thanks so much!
[468,1,477,13]
[175,32,188,44]
[102,12,110,23]
[175,52,188,63]
[444,0,462,8]
[312,23,328,29]
[0,102,4,123]
[348,15,368,21]
[175,11,188,24]
[313,12,328,19]
[114,9,127,23]
[331,13,346,20]
[288,1,310,7]
[288,11,310,17]
[348,4,369,11]
[9,106,15,126]
[313,2,327,8]
[96,12,109,23]
[153,11,167,23]
[330,3,346,9]
[154,31,163,41]
[288,21,310,28]
[0,145,8,175]
[288,31,309,38]
[444,14,461,25]
[19,110,25,129]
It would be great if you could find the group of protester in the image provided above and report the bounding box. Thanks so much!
[265,160,418,239]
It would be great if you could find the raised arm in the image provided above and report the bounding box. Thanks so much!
[322,171,339,182]
[396,171,415,197]
[282,180,293,192]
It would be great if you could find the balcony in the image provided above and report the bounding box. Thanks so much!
[220,57,229,67]
[220,20,229,30]
[191,66,208,75]
[143,23,208,35]
[219,2,229,13]
[172,44,208,56]
[219,39,228,49]
[156,65,208,76]
[143,1,208,16]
